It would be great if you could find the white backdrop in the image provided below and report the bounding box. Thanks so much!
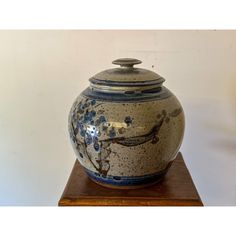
[0,30,236,205]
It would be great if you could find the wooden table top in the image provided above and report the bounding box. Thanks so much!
[58,152,203,206]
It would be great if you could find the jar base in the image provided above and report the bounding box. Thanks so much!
[85,161,173,190]
[88,175,166,189]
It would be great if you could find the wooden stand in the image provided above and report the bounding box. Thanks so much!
[58,153,203,206]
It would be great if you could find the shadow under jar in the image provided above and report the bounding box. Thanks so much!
[68,58,185,189]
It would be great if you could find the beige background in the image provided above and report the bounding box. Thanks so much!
[0,30,236,205]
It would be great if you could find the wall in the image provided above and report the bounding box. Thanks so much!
[0,30,236,205]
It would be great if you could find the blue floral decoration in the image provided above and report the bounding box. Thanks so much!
[80,129,85,137]
[91,110,96,117]
[72,98,110,153]
[99,115,106,123]
[85,133,93,145]
[93,142,100,152]
[91,100,96,105]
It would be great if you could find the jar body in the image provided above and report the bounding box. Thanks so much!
[68,86,185,189]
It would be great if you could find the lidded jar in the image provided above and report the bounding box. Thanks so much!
[68,58,185,189]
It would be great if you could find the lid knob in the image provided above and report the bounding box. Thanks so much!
[112,58,142,68]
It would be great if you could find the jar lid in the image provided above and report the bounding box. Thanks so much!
[89,58,165,93]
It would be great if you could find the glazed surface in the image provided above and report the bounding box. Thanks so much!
[68,88,185,181]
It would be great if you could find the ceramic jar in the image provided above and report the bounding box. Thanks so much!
[68,58,185,189]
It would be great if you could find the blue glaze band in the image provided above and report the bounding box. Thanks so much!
[82,86,172,102]
[85,168,169,187]
[89,76,165,87]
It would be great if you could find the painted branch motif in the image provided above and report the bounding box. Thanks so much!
[69,98,182,176]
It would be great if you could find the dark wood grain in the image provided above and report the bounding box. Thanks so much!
[58,153,203,206]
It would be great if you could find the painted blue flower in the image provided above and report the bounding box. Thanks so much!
[93,142,100,152]
[91,110,96,117]
[91,100,96,105]
[84,111,93,123]
[99,115,106,123]
[85,133,93,145]
[80,129,85,137]
[77,122,83,130]
[84,102,90,108]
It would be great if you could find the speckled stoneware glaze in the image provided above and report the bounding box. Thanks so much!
[68,58,185,189]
